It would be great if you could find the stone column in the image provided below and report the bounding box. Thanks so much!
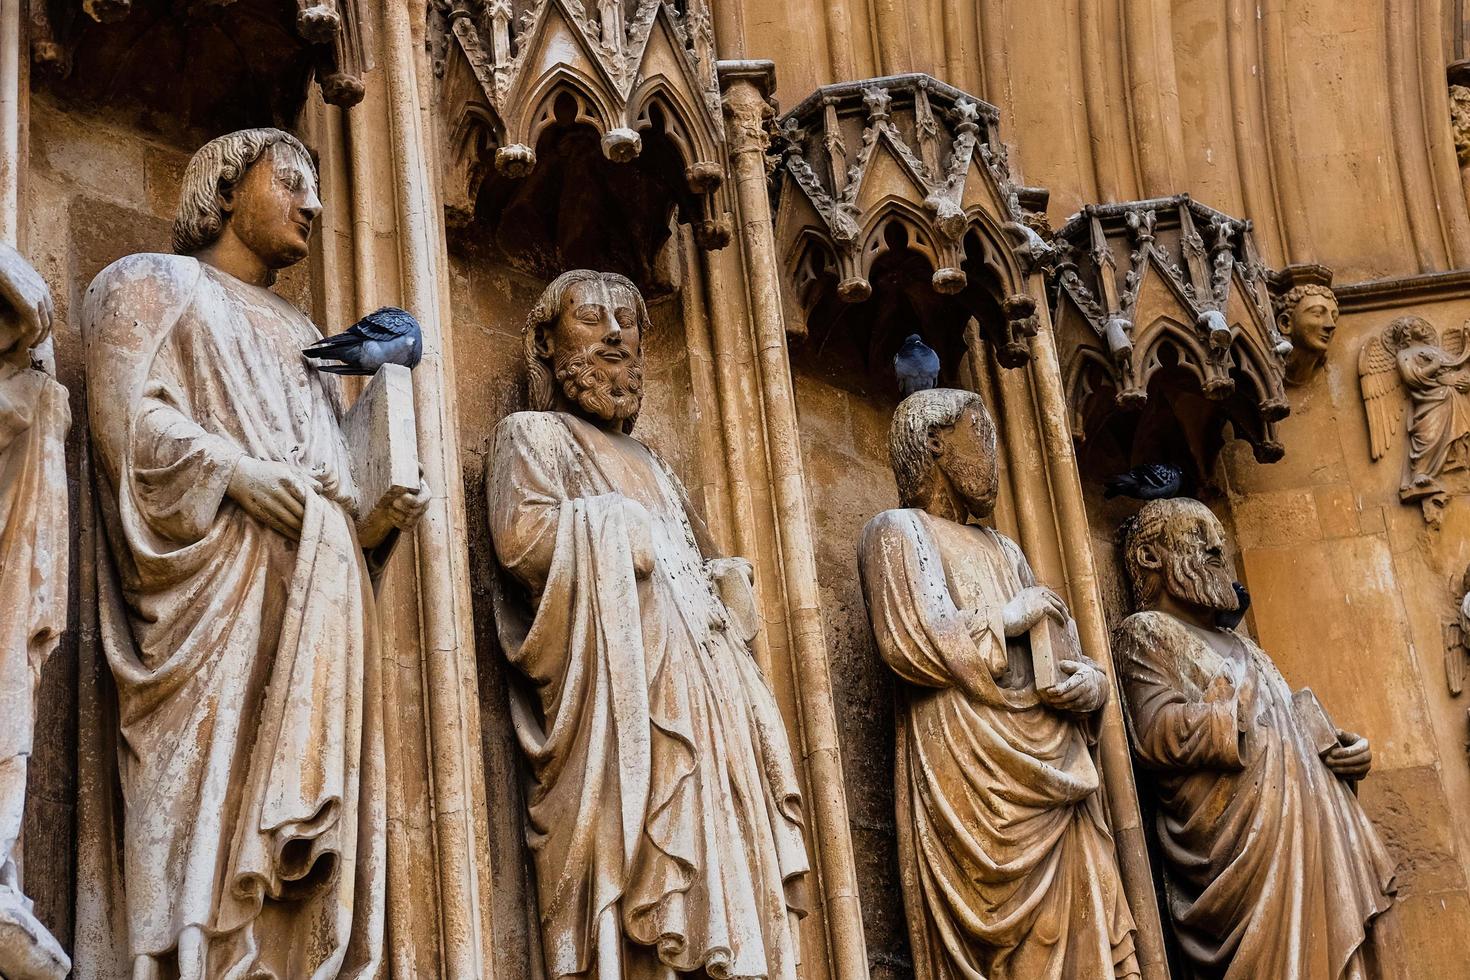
[719,59,870,980]
[1024,303,1172,979]
[380,1,495,975]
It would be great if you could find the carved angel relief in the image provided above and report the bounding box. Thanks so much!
[1359,315,1470,525]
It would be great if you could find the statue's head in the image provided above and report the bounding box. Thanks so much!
[890,388,999,518]
[524,269,649,432]
[1277,283,1338,355]
[173,128,320,271]
[1122,497,1238,613]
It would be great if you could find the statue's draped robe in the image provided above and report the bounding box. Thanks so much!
[487,411,808,980]
[1114,612,1398,980]
[82,254,386,980]
[0,362,68,865]
[1397,345,1470,494]
[857,508,1139,980]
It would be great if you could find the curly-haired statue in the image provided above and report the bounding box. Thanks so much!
[79,128,429,979]
[486,270,809,978]
[1275,281,1339,385]
[1115,497,1400,979]
[857,388,1139,980]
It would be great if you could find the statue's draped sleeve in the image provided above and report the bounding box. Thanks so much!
[1114,612,1245,771]
[857,507,1008,691]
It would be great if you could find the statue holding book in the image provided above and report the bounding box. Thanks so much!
[1115,497,1399,980]
[856,387,1140,980]
[81,127,428,980]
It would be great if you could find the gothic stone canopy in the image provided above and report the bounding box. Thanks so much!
[1050,195,1292,468]
[771,73,1049,366]
[436,0,731,252]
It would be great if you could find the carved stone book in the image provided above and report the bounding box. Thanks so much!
[342,363,420,543]
[1029,616,1079,691]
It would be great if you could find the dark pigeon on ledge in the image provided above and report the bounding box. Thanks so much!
[304,306,423,375]
[1104,462,1187,501]
[894,334,941,397]
[1216,582,1252,630]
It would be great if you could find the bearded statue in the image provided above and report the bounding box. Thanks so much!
[1115,498,1400,980]
[486,270,809,979]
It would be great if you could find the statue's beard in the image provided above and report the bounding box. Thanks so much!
[554,346,644,424]
[1165,553,1238,611]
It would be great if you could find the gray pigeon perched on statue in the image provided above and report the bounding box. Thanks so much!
[304,306,423,375]
[1104,462,1190,500]
[894,334,940,396]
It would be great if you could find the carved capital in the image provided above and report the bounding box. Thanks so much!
[719,60,778,155]
[1453,84,1470,167]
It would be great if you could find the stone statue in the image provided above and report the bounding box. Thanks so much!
[0,244,70,980]
[1359,314,1470,524]
[856,387,1140,980]
[486,269,809,979]
[81,128,430,979]
[1275,281,1338,386]
[1115,497,1399,980]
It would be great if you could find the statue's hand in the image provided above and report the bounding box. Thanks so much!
[1323,729,1372,780]
[1002,586,1068,638]
[227,457,313,540]
[0,250,53,360]
[1038,659,1108,713]
[388,477,432,531]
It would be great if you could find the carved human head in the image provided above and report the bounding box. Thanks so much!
[889,387,999,518]
[173,128,321,270]
[524,269,649,432]
[1278,283,1338,355]
[1122,497,1238,613]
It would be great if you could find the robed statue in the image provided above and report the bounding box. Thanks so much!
[81,128,429,979]
[857,388,1140,980]
[487,270,809,979]
[0,244,70,980]
[1115,497,1399,979]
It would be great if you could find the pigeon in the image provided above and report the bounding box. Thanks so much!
[1104,462,1187,501]
[303,306,423,375]
[1216,582,1251,630]
[894,334,941,396]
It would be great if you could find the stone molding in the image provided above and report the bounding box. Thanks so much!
[1336,269,1470,312]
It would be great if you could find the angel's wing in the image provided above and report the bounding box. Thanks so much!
[1358,333,1404,461]
[1446,322,1469,359]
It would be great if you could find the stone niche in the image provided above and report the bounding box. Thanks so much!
[31,0,368,135]
[769,72,1163,978]
[19,3,338,961]
[433,3,757,974]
